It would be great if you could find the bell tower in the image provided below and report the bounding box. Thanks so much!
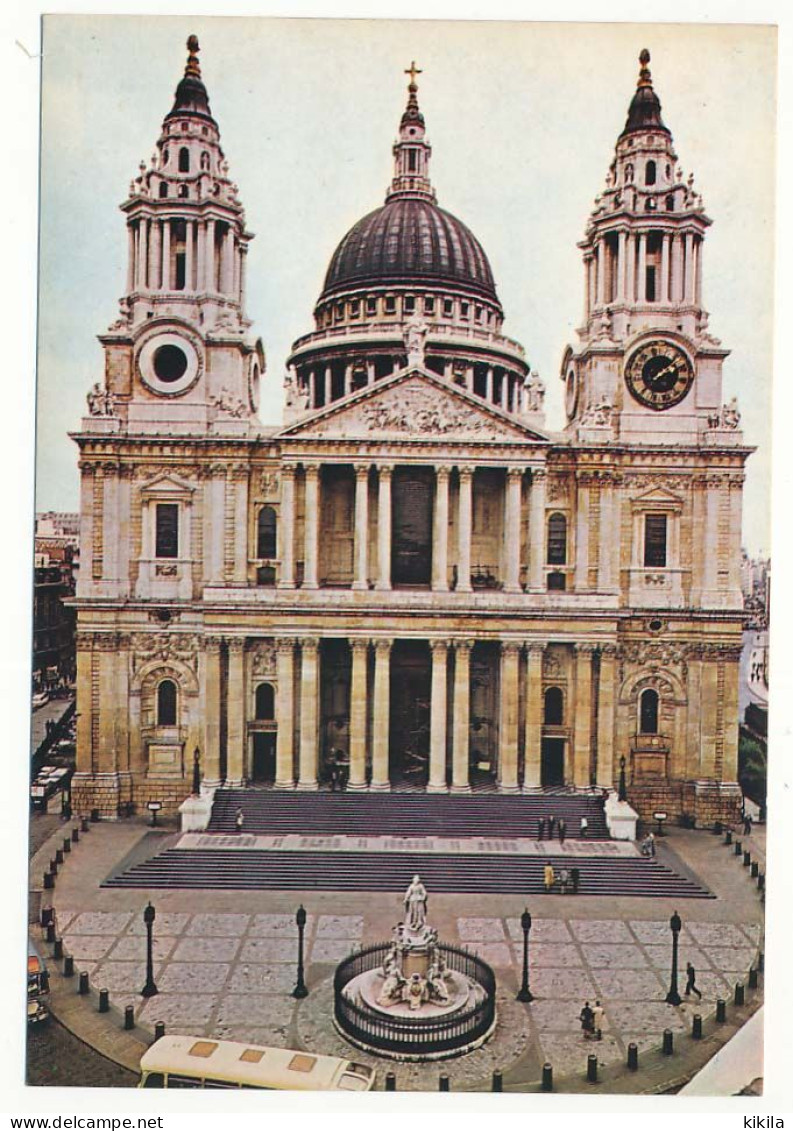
[560,50,739,448]
[92,36,264,437]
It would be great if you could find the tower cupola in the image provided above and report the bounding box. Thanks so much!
[387,62,435,202]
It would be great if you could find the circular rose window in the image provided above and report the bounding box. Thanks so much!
[153,344,188,383]
[138,331,201,396]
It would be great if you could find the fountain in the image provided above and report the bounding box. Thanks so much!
[333,875,496,1060]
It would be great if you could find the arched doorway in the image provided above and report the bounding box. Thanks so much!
[389,640,431,785]
[250,681,276,782]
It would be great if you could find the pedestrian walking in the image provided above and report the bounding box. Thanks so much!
[579,1001,595,1040]
[580,815,588,838]
[548,815,556,838]
[648,831,655,856]
[235,806,245,834]
[743,813,753,837]
[544,863,555,893]
[571,866,580,893]
[559,867,570,894]
[558,818,566,845]
[592,1000,604,1041]
[685,962,702,999]
[538,817,545,840]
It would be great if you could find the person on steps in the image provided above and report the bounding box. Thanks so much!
[544,863,555,893]
[235,806,244,834]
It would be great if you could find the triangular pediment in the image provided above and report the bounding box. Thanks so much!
[278,368,550,444]
[633,485,684,507]
[139,472,195,498]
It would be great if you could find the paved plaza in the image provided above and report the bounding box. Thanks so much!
[33,816,764,1091]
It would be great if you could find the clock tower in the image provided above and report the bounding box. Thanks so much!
[561,50,736,447]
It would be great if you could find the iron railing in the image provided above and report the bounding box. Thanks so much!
[333,941,496,1056]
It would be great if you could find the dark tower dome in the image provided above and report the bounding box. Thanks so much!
[320,198,499,304]
[620,49,670,139]
[165,35,217,126]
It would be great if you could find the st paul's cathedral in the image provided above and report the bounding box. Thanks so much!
[70,40,751,827]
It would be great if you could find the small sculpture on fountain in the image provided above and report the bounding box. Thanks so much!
[404,874,428,933]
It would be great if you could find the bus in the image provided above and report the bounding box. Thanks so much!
[138,1036,376,1091]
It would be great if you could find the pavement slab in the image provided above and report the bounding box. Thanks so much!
[315,914,363,938]
[250,912,315,936]
[590,969,665,998]
[506,917,573,942]
[184,913,250,936]
[170,937,241,963]
[136,994,218,1030]
[156,962,231,993]
[458,917,507,941]
[580,943,650,969]
[526,943,582,967]
[570,919,635,943]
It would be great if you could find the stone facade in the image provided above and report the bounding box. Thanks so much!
[71,43,749,827]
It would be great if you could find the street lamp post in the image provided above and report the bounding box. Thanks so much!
[192,747,201,797]
[618,756,627,803]
[292,904,308,999]
[516,908,533,1002]
[665,910,682,1006]
[141,902,158,998]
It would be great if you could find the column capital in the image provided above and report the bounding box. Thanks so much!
[531,467,548,484]
[435,465,452,482]
[525,640,547,655]
[374,638,393,655]
[455,639,475,655]
[280,462,298,479]
[303,462,320,481]
[430,638,451,655]
[351,638,370,655]
[506,465,524,482]
[500,640,522,657]
[204,635,224,654]
[377,462,394,478]
[276,636,297,652]
[299,636,320,651]
[354,462,371,478]
[457,465,475,483]
[575,642,598,655]
[600,643,618,658]
[227,638,246,655]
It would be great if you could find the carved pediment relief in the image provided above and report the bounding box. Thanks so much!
[138,472,196,499]
[279,371,548,444]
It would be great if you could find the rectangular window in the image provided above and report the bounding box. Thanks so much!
[443,299,453,317]
[646,265,656,302]
[460,302,469,318]
[424,296,435,314]
[643,513,667,567]
[366,297,377,316]
[404,296,415,314]
[155,503,179,559]
[408,149,417,172]
[175,253,186,290]
[385,296,396,315]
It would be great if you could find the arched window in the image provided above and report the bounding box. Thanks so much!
[178,147,190,172]
[200,151,210,171]
[257,506,277,559]
[157,679,177,726]
[639,688,659,734]
[645,160,657,185]
[625,162,634,183]
[547,513,567,565]
[178,184,189,199]
[666,193,675,211]
[255,683,275,720]
[544,686,564,726]
[162,148,169,165]
[158,182,168,198]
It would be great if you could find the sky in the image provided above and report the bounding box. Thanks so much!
[33,17,776,554]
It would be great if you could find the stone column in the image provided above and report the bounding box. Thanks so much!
[223,227,235,295]
[348,639,369,790]
[275,638,296,787]
[702,474,721,603]
[616,230,627,301]
[451,640,473,793]
[344,364,353,396]
[303,464,320,589]
[722,648,741,782]
[324,366,332,405]
[239,244,248,311]
[162,219,172,291]
[297,638,320,790]
[457,467,474,593]
[428,640,449,792]
[196,222,206,293]
[671,233,683,302]
[504,467,523,593]
[596,645,616,788]
[637,233,647,302]
[574,475,590,591]
[126,225,135,293]
[695,236,703,306]
[660,233,671,303]
[208,465,226,585]
[149,221,162,291]
[596,238,606,305]
[185,220,195,292]
[573,644,595,787]
[498,642,521,792]
[626,233,636,303]
[137,219,148,291]
[202,637,223,785]
[485,368,494,402]
[500,372,509,411]
[684,232,695,303]
[528,468,547,591]
[432,467,450,592]
[226,639,246,786]
[371,640,392,791]
[597,475,615,591]
[523,642,545,790]
[353,463,370,590]
[375,464,393,591]
[75,634,94,776]
[277,465,296,588]
[205,219,215,292]
[232,466,248,584]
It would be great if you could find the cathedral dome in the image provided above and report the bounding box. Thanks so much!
[320,197,499,305]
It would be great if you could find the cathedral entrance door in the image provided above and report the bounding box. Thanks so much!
[251,733,276,783]
[392,468,433,586]
[388,641,431,786]
[541,737,565,787]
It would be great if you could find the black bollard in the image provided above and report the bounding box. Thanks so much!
[758,951,765,973]
[385,1072,396,1092]
[49,859,58,876]
[743,851,751,867]
[98,988,109,1013]
[492,1071,503,1093]
[751,861,759,878]
[541,1063,553,1092]
[758,872,765,890]
[662,1029,673,1056]
[43,872,54,890]
[90,808,100,823]
[749,968,758,989]
[55,849,64,866]
[81,817,89,832]
[63,838,71,854]
[78,971,89,995]
[154,1021,166,1042]
[71,827,79,843]
[716,998,727,1023]
[692,1014,702,1039]
[46,922,56,943]
[627,1043,638,1071]
[124,1005,135,1031]
[53,938,63,960]
[64,955,74,978]
[587,1054,598,1083]
[734,982,745,1006]
[725,829,732,845]
[734,840,742,856]
[439,1074,450,1092]
[41,907,53,928]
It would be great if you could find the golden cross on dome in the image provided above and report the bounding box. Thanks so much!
[405,61,422,86]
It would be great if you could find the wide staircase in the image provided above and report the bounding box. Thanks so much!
[207,788,611,839]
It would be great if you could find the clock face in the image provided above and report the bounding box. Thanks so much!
[625,341,694,410]
[564,365,578,419]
